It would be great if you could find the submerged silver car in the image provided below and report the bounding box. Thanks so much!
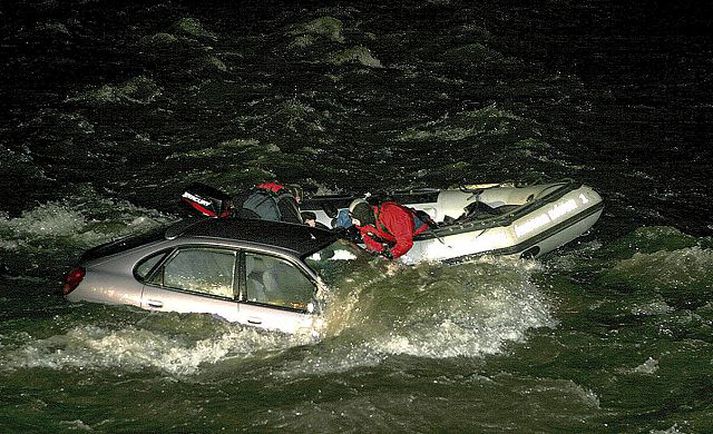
[62,218,366,334]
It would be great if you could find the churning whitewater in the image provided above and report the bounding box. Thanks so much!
[1,199,555,376]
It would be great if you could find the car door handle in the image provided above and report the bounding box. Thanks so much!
[147,299,163,308]
[247,318,262,325]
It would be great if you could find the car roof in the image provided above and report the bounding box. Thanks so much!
[168,218,338,256]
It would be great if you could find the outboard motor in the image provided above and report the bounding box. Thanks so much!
[181,182,233,218]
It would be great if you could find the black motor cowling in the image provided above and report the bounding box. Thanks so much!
[181,182,233,218]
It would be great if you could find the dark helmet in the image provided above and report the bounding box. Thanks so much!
[301,211,317,221]
[348,199,375,226]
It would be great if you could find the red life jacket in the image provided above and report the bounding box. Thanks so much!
[256,181,286,194]
[357,202,429,259]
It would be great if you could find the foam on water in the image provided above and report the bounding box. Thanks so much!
[329,46,383,68]
[1,322,311,376]
[397,105,523,142]
[278,257,555,376]
[1,203,87,239]
[0,192,168,254]
[288,16,345,44]
[172,17,218,41]
[374,261,553,359]
[512,376,601,409]
[603,246,713,293]
[650,425,686,434]
[630,299,675,316]
[0,191,170,278]
[67,76,162,106]
[632,357,659,374]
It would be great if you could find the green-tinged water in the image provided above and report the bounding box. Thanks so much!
[1,0,712,432]
[2,215,711,432]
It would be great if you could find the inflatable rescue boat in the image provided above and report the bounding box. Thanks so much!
[300,180,604,264]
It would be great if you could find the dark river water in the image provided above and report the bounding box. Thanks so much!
[1,0,712,432]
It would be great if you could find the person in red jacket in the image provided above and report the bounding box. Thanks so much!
[348,198,430,259]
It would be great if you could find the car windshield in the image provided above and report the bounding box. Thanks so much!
[304,239,372,287]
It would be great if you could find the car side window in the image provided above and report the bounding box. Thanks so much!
[149,247,237,299]
[244,253,315,311]
[134,251,168,282]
